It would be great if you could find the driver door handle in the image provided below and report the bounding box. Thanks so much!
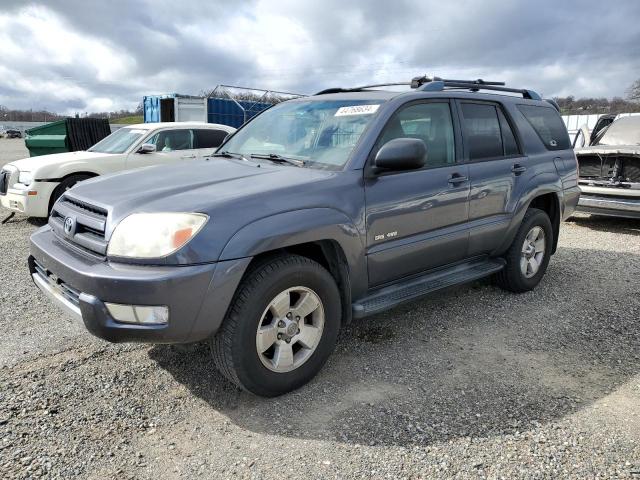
[448,173,468,185]
[181,154,197,159]
[512,164,527,175]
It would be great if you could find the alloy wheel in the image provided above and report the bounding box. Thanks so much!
[520,226,546,278]
[255,286,325,373]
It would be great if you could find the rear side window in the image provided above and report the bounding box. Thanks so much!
[517,105,570,150]
[194,129,228,149]
[461,103,504,160]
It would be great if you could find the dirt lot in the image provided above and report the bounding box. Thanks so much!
[1,137,639,479]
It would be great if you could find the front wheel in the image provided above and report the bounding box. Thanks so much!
[210,255,341,397]
[495,208,553,292]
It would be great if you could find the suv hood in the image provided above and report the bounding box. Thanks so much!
[57,157,359,265]
[68,158,338,222]
[7,150,114,174]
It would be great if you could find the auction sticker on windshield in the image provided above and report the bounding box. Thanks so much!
[334,105,380,116]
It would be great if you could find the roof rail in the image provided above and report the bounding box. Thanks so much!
[411,76,542,100]
[314,76,542,101]
[315,83,411,95]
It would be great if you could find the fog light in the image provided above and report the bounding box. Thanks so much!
[105,303,169,325]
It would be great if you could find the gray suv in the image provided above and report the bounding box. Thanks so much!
[29,77,580,396]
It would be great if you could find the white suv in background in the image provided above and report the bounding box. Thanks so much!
[0,122,235,218]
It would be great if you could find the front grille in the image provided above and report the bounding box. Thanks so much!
[625,158,640,183]
[33,259,81,306]
[578,154,640,183]
[0,170,10,195]
[61,195,108,218]
[49,195,108,257]
[0,166,18,196]
[577,155,601,178]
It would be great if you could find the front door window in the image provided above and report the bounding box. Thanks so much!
[146,129,193,152]
[376,102,456,168]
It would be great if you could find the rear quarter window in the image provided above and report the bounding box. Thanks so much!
[517,105,570,150]
[194,129,228,149]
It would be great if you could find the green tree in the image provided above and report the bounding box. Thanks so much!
[628,79,640,102]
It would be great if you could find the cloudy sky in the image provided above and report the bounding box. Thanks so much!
[0,0,639,114]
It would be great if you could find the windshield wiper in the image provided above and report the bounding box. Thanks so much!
[250,153,305,167]
[211,151,249,161]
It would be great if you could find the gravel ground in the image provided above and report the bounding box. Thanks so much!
[1,137,640,479]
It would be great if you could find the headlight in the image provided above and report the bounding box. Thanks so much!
[18,171,32,185]
[107,213,208,258]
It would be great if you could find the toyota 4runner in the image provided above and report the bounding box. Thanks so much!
[28,77,580,396]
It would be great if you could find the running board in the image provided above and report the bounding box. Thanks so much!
[352,258,506,318]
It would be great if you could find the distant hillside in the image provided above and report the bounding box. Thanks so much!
[111,115,143,124]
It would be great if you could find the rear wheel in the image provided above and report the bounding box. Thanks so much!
[495,208,553,292]
[211,255,341,397]
[48,174,93,214]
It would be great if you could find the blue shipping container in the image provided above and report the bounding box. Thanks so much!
[143,95,163,123]
[207,98,273,128]
[144,94,275,128]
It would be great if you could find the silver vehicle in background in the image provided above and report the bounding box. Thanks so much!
[574,115,640,219]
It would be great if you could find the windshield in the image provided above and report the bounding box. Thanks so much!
[221,99,385,169]
[88,128,147,154]
[595,116,640,146]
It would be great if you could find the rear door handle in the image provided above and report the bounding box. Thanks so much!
[511,164,527,175]
[448,173,469,185]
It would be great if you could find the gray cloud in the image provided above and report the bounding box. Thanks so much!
[0,0,639,114]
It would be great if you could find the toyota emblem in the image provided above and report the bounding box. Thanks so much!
[64,217,75,235]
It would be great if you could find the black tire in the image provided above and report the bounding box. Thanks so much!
[48,174,93,214]
[495,208,553,293]
[210,254,341,397]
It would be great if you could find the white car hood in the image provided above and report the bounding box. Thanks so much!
[6,150,115,175]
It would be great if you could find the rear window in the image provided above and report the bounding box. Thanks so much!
[194,129,228,149]
[518,105,570,150]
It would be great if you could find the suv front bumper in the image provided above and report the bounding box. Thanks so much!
[29,226,251,343]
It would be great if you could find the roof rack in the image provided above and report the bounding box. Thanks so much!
[411,76,542,100]
[315,76,542,101]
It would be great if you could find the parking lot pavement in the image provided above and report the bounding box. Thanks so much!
[0,138,29,165]
[1,141,640,478]
[0,139,98,369]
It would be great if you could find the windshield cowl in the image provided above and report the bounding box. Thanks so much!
[250,153,305,167]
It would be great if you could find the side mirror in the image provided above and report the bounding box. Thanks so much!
[137,143,157,154]
[373,138,427,172]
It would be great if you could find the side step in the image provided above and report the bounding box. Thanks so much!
[352,258,505,318]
